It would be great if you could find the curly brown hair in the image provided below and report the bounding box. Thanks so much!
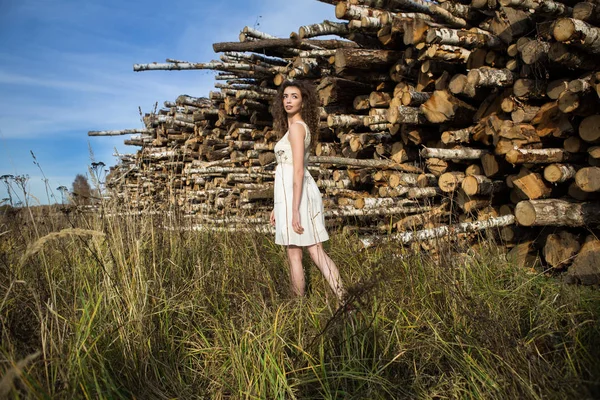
[271,80,320,150]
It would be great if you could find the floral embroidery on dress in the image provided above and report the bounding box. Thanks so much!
[275,149,288,164]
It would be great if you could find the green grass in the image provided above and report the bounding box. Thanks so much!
[0,204,599,399]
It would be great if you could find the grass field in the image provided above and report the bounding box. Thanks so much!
[1,203,599,399]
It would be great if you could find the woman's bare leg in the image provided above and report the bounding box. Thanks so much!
[307,243,344,300]
[287,245,305,296]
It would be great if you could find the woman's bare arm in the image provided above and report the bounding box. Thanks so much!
[288,123,306,232]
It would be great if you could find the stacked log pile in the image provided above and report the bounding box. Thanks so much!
[89,0,600,282]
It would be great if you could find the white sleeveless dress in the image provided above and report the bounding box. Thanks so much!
[273,121,329,246]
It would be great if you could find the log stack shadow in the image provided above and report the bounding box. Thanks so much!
[89,0,600,283]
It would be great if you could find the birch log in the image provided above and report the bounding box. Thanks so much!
[360,215,515,248]
[421,146,489,159]
[543,164,579,183]
[89,129,155,136]
[553,18,600,55]
[309,156,423,173]
[298,20,349,39]
[505,148,583,164]
[426,28,503,49]
[467,67,516,88]
[515,199,600,226]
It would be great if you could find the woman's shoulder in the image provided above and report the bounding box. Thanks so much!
[289,121,310,136]
[289,121,307,132]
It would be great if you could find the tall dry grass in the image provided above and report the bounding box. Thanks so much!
[0,199,599,399]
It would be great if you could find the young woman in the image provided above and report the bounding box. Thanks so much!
[270,80,345,301]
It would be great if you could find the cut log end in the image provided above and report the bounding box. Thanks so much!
[514,201,537,226]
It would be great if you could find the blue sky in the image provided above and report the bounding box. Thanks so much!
[0,0,334,205]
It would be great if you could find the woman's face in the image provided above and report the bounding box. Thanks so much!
[283,86,303,116]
